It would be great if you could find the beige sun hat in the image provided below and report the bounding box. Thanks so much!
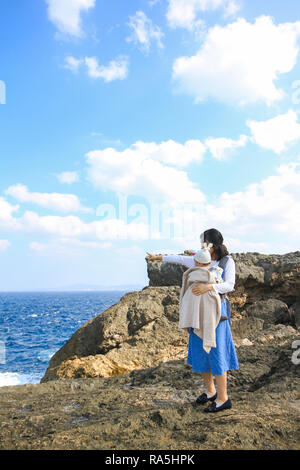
[194,242,213,264]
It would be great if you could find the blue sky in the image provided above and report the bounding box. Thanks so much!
[1,0,300,290]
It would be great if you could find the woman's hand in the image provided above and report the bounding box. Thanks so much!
[192,283,214,296]
[146,252,162,262]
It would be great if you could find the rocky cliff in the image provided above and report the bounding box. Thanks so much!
[0,329,299,450]
[0,251,299,450]
[40,251,300,383]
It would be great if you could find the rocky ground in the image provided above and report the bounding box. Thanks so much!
[0,251,299,450]
[0,329,299,450]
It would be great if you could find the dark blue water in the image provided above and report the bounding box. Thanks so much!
[0,291,128,387]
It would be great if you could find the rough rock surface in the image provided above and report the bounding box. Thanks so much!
[41,286,187,382]
[147,251,300,310]
[1,251,299,449]
[0,326,299,450]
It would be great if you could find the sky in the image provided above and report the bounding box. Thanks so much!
[1,0,300,290]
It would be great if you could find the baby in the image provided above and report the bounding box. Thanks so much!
[193,243,224,284]
[179,243,223,353]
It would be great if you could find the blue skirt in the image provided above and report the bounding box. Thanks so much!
[186,300,239,375]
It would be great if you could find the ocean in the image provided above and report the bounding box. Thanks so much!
[0,291,129,387]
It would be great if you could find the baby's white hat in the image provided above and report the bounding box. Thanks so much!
[194,242,213,264]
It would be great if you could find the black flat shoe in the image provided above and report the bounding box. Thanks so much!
[195,392,217,405]
[204,398,232,413]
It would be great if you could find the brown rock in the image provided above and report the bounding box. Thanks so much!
[0,331,299,450]
[241,339,253,346]
[289,300,300,328]
[147,251,300,309]
[245,298,291,327]
[41,286,188,383]
[231,317,264,339]
[2,251,300,450]
[41,251,300,383]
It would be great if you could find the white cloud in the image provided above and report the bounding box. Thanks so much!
[130,139,206,167]
[223,0,240,17]
[2,160,300,253]
[166,0,240,30]
[210,162,300,236]
[46,0,95,37]
[0,198,150,241]
[126,11,164,53]
[65,55,129,82]
[63,238,112,249]
[0,197,19,220]
[20,213,150,241]
[85,56,129,81]
[0,240,11,252]
[56,171,79,184]
[247,110,300,154]
[85,140,207,205]
[167,161,300,252]
[219,163,300,232]
[149,0,161,6]
[224,237,274,253]
[29,242,46,252]
[22,212,90,237]
[64,56,83,73]
[205,134,248,160]
[29,238,112,254]
[172,16,300,105]
[0,197,19,230]
[5,184,91,213]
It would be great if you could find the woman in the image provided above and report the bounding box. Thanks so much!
[146,228,239,413]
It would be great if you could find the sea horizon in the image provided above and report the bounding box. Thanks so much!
[0,290,131,388]
[0,285,145,293]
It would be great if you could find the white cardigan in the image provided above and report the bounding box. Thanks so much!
[179,266,221,353]
[162,254,236,295]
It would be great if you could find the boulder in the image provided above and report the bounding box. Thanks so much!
[289,301,300,328]
[147,251,300,308]
[41,251,300,383]
[147,260,186,287]
[245,298,291,327]
[231,317,264,339]
[41,286,187,382]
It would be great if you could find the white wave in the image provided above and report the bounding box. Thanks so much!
[0,372,24,387]
[37,349,56,362]
[0,372,40,387]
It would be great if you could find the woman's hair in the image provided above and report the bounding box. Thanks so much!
[203,228,229,261]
